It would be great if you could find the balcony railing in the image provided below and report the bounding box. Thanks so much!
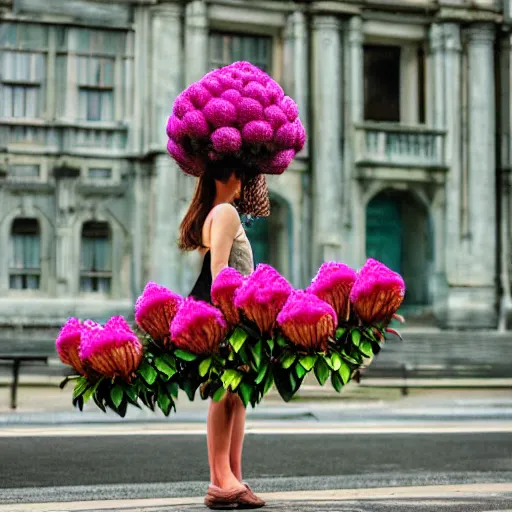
[354,122,447,168]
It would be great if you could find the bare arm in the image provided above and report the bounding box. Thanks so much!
[208,203,241,281]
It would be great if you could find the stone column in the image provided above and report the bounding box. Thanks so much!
[284,11,309,153]
[54,165,80,297]
[147,4,186,292]
[311,16,343,269]
[343,16,363,267]
[442,24,462,284]
[185,0,209,86]
[498,34,512,328]
[459,23,497,326]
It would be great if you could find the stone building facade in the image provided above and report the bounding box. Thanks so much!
[0,0,511,351]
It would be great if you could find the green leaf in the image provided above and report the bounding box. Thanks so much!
[157,392,172,416]
[229,327,248,353]
[314,357,330,386]
[161,353,176,370]
[299,355,317,371]
[331,371,343,392]
[123,383,138,403]
[238,345,250,365]
[239,382,252,408]
[221,369,243,390]
[266,339,274,352]
[198,357,212,377]
[360,341,373,357]
[174,349,197,361]
[230,372,243,391]
[212,386,226,402]
[254,363,268,385]
[336,327,347,339]
[138,362,158,385]
[72,376,88,400]
[251,340,263,368]
[166,380,179,398]
[281,354,296,369]
[351,329,361,347]
[83,378,102,403]
[331,352,342,372]
[111,386,124,408]
[155,357,177,380]
[276,334,288,347]
[295,363,307,379]
[263,372,274,395]
[339,362,351,384]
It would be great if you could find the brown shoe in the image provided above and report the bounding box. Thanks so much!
[204,485,242,509]
[242,483,265,508]
[205,485,265,509]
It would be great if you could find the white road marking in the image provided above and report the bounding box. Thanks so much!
[1,483,512,511]
[1,421,512,437]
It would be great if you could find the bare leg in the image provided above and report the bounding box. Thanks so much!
[207,394,245,490]
[229,394,247,482]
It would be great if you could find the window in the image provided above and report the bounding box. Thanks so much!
[9,164,40,179]
[364,45,401,122]
[75,29,125,122]
[209,32,272,72]
[9,218,41,290]
[0,23,48,119]
[88,167,112,180]
[80,222,112,293]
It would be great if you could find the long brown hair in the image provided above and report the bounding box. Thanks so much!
[178,159,258,251]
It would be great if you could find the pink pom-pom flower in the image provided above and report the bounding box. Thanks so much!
[211,267,245,326]
[234,264,293,335]
[135,282,183,345]
[277,290,337,352]
[167,61,305,177]
[56,317,87,375]
[79,316,143,381]
[350,259,406,326]
[170,298,228,354]
[308,262,357,322]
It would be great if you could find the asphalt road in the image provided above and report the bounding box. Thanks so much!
[2,428,512,505]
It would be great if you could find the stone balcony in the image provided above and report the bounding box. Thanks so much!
[354,122,448,183]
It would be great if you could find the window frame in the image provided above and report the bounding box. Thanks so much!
[8,217,42,291]
[79,220,113,296]
[0,24,49,120]
[208,30,274,74]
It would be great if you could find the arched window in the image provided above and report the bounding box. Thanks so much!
[9,218,41,290]
[80,221,112,293]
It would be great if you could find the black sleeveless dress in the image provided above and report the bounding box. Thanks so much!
[190,251,214,303]
[189,234,255,303]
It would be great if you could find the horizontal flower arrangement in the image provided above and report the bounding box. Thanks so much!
[56,258,405,416]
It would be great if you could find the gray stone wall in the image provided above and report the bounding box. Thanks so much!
[1,0,512,354]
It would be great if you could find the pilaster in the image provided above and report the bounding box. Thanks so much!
[311,15,344,269]
[185,0,209,86]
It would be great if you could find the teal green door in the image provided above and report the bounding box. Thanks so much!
[366,197,402,273]
[246,218,270,265]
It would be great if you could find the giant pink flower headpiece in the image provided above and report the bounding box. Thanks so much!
[56,317,87,375]
[234,264,293,335]
[135,282,182,345]
[79,317,143,381]
[277,290,337,352]
[166,61,306,178]
[170,298,228,354]
[350,259,406,326]
[308,262,357,322]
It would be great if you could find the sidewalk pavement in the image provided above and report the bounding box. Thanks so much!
[2,484,512,511]
[2,378,512,425]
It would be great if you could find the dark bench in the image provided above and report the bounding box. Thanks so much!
[358,331,512,395]
[0,354,50,409]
